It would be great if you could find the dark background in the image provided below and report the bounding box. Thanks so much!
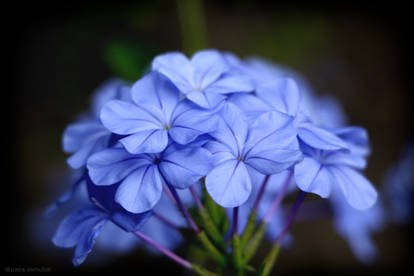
[5,1,413,275]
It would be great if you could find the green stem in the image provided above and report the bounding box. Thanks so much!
[239,210,257,250]
[243,222,267,264]
[197,231,227,267]
[231,234,243,275]
[199,208,227,251]
[192,264,221,276]
[177,0,207,55]
[257,244,280,276]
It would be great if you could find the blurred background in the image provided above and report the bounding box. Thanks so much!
[7,0,413,275]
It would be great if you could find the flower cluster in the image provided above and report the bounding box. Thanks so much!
[51,49,378,272]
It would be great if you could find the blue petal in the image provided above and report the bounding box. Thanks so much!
[226,93,271,124]
[159,147,214,189]
[294,156,332,198]
[256,78,300,116]
[329,166,377,210]
[100,99,162,135]
[67,136,110,169]
[186,90,226,109]
[332,126,371,156]
[204,140,235,165]
[206,159,251,207]
[115,165,163,213]
[298,123,349,150]
[324,150,367,169]
[131,72,180,121]
[110,209,153,232]
[87,147,153,186]
[244,111,302,174]
[120,129,168,154]
[191,49,230,89]
[91,79,131,117]
[205,71,254,94]
[52,207,108,266]
[209,103,248,157]
[63,120,109,153]
[169,100,219,144]
[151,52,194,93]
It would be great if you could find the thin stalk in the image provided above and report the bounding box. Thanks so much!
[258,191,307,276]
[167,184,200,232]
[134,230,192,269]
[154,212,180,230]
[176,0,207,55]
[264,171,293,223]
[232,207,239,236]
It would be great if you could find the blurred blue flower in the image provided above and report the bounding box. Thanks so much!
[384,143,414,224]
[87,142,213,213]
[330,189,384,263]
[204,103,302,207]
[152,50,254,109]
[62,79,131,169]
[101,71,219,154]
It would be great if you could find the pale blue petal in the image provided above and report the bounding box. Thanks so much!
[324,150,367,169]
[63,120,109,153]
[329,166,377,210]
[205,72,254,94]
[159,147,214,189]
[332,126,371,156]
[191,49,230,89]
[101,100,162,134]
[131,72,179,120]
[209,103,248,156]
[186,90,226,109]
[256,78,300,116]
[206,160,251,207]
[67,135,110,169]
[244,111,295,154]
[169,100,219,144]
[294,156,332,198]
[298,123,349,150]
[91,79,130,117]
[226,93,271,124]
[87,148,152,186]
[120,129,168,154]
[204,140,235,165]
[115,165,163,213]
[151,52,194,93]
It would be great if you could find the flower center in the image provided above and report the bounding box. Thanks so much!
[163,124,171,130]
[237,156,245,162]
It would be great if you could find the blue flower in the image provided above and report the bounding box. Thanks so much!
[204,103,302,207]
[62,79,131,169]
[100,71,219,155]
[294,139,377,210]
[152,50,254,109]
[87,142,214,213]
[330,189,384,263]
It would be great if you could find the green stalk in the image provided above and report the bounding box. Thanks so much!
[199,208,227,251]
[257,244,280,276]
[239,210,257,250]
[243,222,267,264]
[177,0,207,55]
[192,264,221,276]
[231,234,244,276]
[197,231,227,267]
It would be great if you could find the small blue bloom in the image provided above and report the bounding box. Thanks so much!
[52,203,152,266]
[205,103,302,207]
[100,71,219,154]
[152,50,254,109]
[87,142,214,213]
[294,142,377,210]
[62,79,131,169]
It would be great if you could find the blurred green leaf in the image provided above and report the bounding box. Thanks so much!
[103,40,153,82]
